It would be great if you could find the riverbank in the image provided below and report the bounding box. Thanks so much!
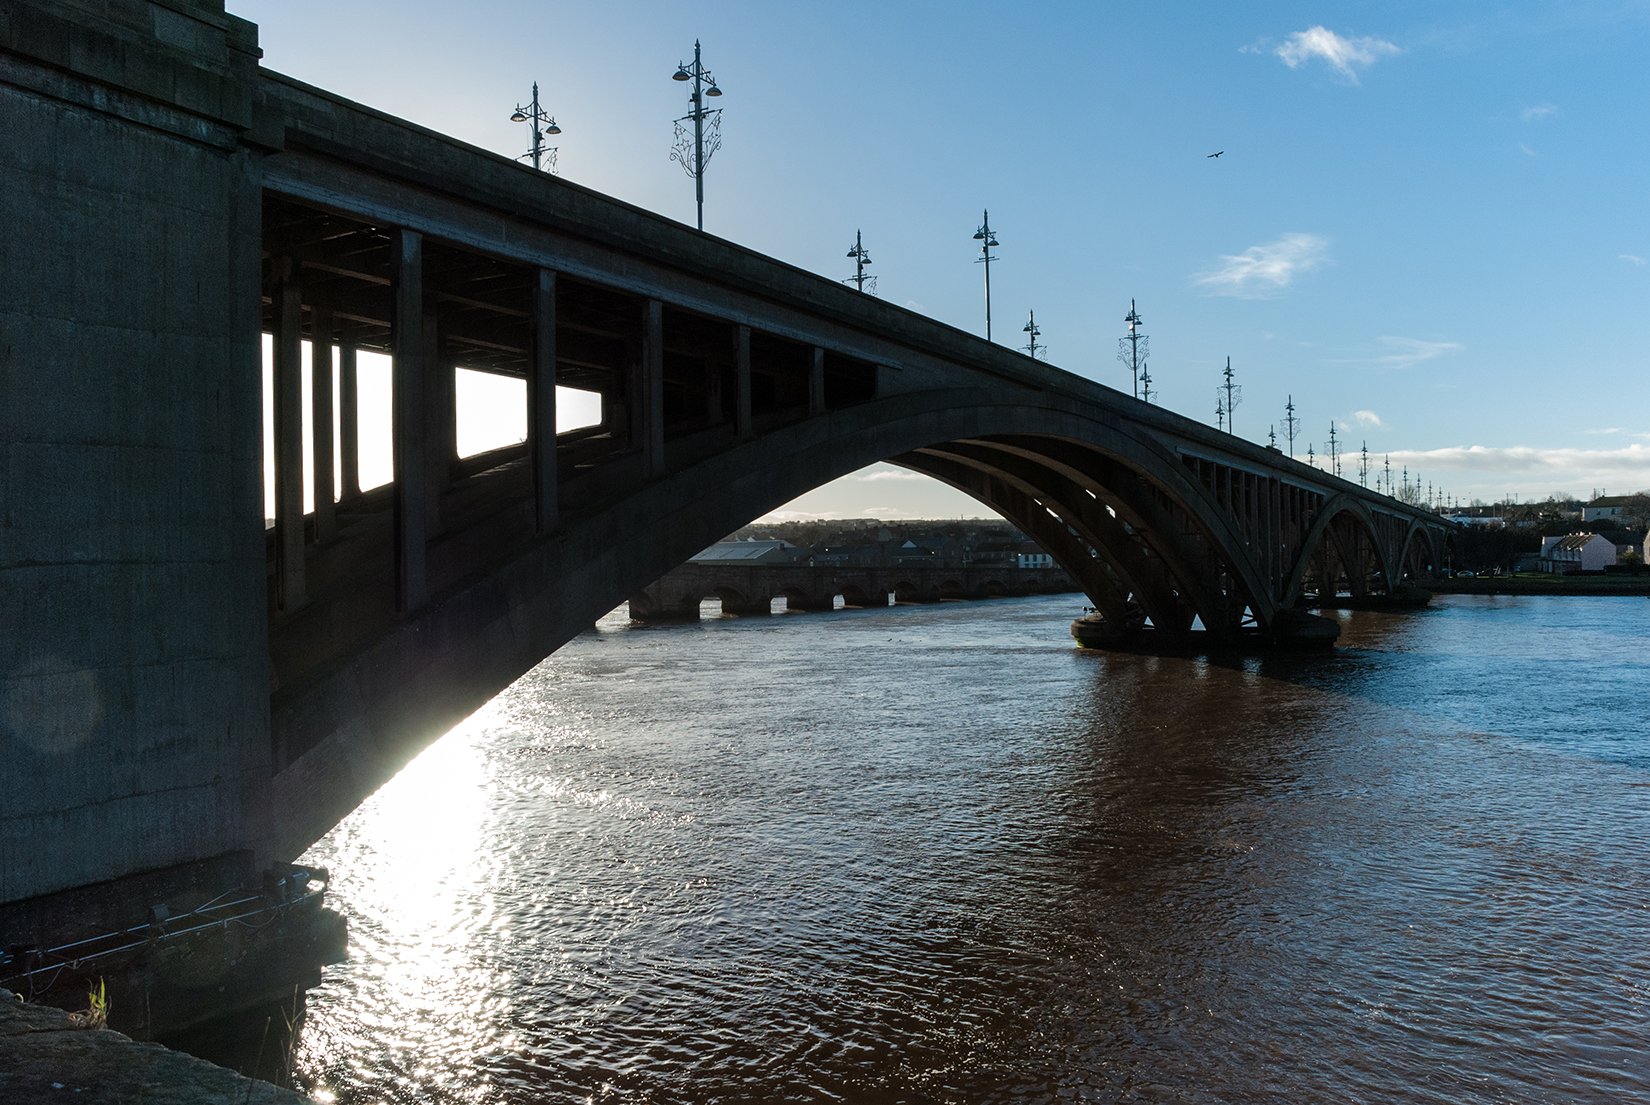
[1427,575,1650,596]
[0,990,311,1104]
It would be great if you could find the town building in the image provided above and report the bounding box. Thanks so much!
[690,539,796,566]
[1017,543,1054,569]
[1537,533,1618,573]
[1582,495,1642,523]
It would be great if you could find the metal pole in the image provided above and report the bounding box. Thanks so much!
[693,42,704,232]
[982,211,992,341]
[531,82,542,171]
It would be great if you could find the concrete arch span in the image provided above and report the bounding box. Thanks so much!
[267,388,1445,862]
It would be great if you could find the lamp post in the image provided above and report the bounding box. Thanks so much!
[509,82,562,173]
[1220,357,1241,435]
[1022,310,1043,360]
[844,230,875,293]
[670,41,723,232]
[973,211,999,341]
[1118,300,1147,400]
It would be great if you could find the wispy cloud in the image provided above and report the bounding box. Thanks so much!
[1584,428,1622,435]
[1329,336,1463,370]
[1192,233,1329,298]
[1521,104,1558,121]
[1350,410,1386,428]
[1518,141,1537,157]
[1622,254,1646,265]
[1274,27,1400,83]
[1382,444,1650,479]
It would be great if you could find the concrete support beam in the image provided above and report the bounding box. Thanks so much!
[339,343,360,500]
[273,257,306,613]
[391,229,427,612]
[642,298,664,476]
[735,325,752,441]
[423,312,449,534]
[530,267,558,534]
[309,304,336,544]
[809,346,826,416]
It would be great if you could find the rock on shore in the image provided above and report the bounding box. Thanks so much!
[0,989,311,1104]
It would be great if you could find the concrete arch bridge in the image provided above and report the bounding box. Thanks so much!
[0,0,1453,949]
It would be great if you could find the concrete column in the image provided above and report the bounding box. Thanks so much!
[339,342,360,500]
[423,311,449,534]
[310,304,336,543]
[735,325,752,441]
[643,298,664,476]
[530,268,558,534]
[809,346,826,416]
[273,257,307,613]
[391,229,428,613]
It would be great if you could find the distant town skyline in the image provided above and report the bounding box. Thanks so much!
[235,0,1650,516]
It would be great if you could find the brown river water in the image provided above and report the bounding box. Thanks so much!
[283,593,1649,1103]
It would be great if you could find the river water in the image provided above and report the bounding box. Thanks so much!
[292,594,1650,1104]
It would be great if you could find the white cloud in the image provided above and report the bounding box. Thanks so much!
[756,509,851,522]
[854,469,930,482]
[1350,410,1386,428]
[1192,233,1329,298]
[1521,104,1558,121]
[1518,141,1537,157]
[1382,444,1650,479]
[1584,428,1622,435]
[1274,27,1400,83]
[1621,254,1646,265]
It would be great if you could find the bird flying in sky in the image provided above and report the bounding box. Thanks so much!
[1208,151,1224,158]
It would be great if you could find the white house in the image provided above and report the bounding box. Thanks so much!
[1537,533,1617,573]
[1016,542,1054,569]
[1582,495,1641,523]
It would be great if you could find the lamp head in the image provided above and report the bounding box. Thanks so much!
[510,110,528,122]
[673,67,691,81]
[973,231,985,240]
[705,84,722,97]
[545,122,561,135]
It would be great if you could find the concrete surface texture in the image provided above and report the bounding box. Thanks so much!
[0,989,311,1104]
[0,0,270,910]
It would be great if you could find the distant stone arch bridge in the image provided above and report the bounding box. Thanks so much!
[628,562,1080,619]
[0,0,1455,923]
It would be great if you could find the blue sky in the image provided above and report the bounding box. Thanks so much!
[236,0,1650,518]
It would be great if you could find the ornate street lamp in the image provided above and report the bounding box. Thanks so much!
[1022,309,1044,360]
[1118,300,1147,399]
[972,211,999,341]
[844,230,875,294]
[509,82,562,173]
[670,41,724,232]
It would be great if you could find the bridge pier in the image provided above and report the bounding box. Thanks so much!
[1069,608,1340,654]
